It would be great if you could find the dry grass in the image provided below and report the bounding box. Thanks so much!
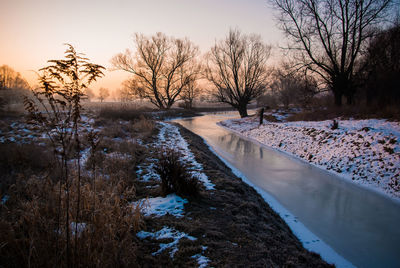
[0,113,150,267]
[0,171,143,267]
[98,106,152,121]
[155,149,199,198]
[131,115,155,137]
[287,104,400,121]
[0,143,53,194]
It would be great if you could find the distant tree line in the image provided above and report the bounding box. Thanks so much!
[0,65,30,90]
[0,65,31,110]
[113,0,396,116]
[3,0,398,116]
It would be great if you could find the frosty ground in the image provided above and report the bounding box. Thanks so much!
[0,108,335,267]
[219,110,400,201]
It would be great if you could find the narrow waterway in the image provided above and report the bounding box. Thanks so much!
[174,113,400,268]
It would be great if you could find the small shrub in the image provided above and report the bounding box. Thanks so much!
[384,146,394,154]
[100,121,128,138]
[132,115,155,135]
[331,119,339,130]
[155,149,199,197]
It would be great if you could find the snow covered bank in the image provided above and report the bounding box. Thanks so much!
[137,122,215,190]
[219,117,400,200]
[136,194,188,218]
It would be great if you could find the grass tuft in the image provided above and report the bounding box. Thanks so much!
[155,149,199,198]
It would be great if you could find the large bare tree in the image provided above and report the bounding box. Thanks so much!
[111,32,199,109]
[205,29,271,117]
[270,0,393,105]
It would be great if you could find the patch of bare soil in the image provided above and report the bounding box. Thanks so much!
[135,124,332,267]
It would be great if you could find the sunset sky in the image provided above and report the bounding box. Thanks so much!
[0,0,283,94]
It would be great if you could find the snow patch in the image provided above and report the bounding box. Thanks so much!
[137,226,196,258]
[136,194,188,218]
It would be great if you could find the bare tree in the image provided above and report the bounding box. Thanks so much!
[205,29,271,117]
[180,62,202,109]
[270,0,393,106]
[362,23,400,105]
[270,66,318,108]
[98,87,109,102]
[83,88,95,102]
[0,65,30,90]
[181,79,200,109]
[111,32,199,109]
[115,78,137,102]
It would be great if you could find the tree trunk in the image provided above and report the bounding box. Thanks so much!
[333,90,342,106]
[346,93,354,105]
[237,103,248,118]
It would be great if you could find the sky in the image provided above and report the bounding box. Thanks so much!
[0,0,284,94]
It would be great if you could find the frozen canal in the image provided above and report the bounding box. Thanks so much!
[175,113,400,268]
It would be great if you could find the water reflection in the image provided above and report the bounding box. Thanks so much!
[175,114,400,268]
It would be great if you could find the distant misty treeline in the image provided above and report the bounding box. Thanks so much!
[2,0,400,116]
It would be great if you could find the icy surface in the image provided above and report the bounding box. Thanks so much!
[220,117,400,200]
[137,194,188,218]
[137,226,196,258]
[202,140,354,268]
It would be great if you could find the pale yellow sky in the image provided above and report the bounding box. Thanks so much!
[0,0,284,93]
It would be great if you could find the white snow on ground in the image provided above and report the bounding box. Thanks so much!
[137,226,197,258]
[220,117,400,200]
[202,141,354,268]
[136,161,161,182]
[191,246,210,268]
[191,254,210,268]
[136,194,188,218]
[157,122,215,190]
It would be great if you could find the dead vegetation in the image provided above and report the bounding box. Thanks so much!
[287,103,400,121]
[155,148,199,198]
[0,94,333,267]
[0,111,151,267]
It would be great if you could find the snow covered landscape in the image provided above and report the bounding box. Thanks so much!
[219,114,400,200]
[2,0,400,265]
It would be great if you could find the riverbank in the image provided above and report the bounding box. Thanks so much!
[0,111,332,267]
[134,121,332,266]
[219,115,400,201]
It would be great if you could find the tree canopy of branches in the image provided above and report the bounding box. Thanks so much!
[111,32,199,109]
[362,23,400,105]
[270,0,393,106]
[270,67,318,108]
[205,29,271,117]
[98,87,109,102]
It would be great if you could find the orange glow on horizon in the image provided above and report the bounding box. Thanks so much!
[0,0,283,95]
